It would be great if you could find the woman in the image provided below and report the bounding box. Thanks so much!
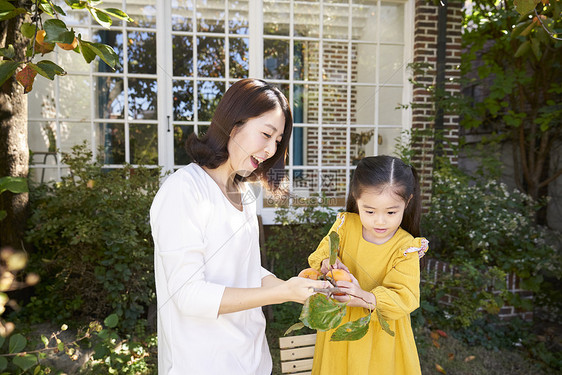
[150,78,328,375]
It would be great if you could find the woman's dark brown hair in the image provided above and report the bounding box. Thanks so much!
[346,155,422,237]
[186,78,293,190]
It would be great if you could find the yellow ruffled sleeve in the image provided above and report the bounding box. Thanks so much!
[308,212,347,271]
[372,237,429,321]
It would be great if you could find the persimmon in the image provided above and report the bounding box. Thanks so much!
[57,37,78,51]
[35,30,52,47]
[325,269,352,295]
[298,268,322,280]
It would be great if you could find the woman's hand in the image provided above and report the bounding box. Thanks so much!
[320,258,350,274]
[283,277,331,304]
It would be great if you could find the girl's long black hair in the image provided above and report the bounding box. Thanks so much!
[346,155,422,237]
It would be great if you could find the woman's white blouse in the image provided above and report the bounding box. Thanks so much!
[150,163,273,375]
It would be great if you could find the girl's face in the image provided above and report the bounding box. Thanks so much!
[227,105,285,177]
[356,186,409,245]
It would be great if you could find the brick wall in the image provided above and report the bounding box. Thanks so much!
[412,0,463,207]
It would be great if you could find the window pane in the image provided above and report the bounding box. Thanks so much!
[92,30,123,74]
[380,45,404,85]
[97,123,125,164]
[321,127,347,166]
[29,79,55,119]
[95,77,125,119]
[352,1,377,42]
[59,28,90,72]
[378,86,402,125]
[303,127,319,166]
[354,43,376,83]
[172,0,194,31]
[264,39,289,80]
[264,0,289,36]
[350,127,375,164]
[130,123,158,164]
[378,127,401,156]
[294,84,319,125]
[320,169,347,206]
[174,124,194,165]
[198,80,224,121]
[322,85,347,124]
[323,42,348,82]
[353,85,376,125]
[292,169,320,202]
[173,35,194,77]
[294,2,319,37]
[380,2,404,43]
[126,0,157,28]
[294,41,319,81]
[197,36,225,77]
[197,0,225,33]
[229,37,249,78]
[59,76,91,119]
[29,121,57,159]
[128,31,157,74]
[60,122,92,153]
[173,80,194,121]
[128,78,158,120]
[323,4,349,40]
[229,0,249,34]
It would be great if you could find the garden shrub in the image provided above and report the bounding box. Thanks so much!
[421,165,561,321]
[24,143,160,332]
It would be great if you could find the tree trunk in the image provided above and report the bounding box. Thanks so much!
[0,6,30,249]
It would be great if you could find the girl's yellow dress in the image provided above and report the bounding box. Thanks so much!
[308,212,428,375]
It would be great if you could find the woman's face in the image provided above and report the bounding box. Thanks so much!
[227,105,285,177]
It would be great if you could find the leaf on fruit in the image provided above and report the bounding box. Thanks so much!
[29,61,66,80]
[284,322,305,336]
[300,293,346,331]
[330,314,370,341]
[0,60,20,87]
[43,19,74,44]
[16,65,38,94]
[328,231,339,266]
[12,354,36,371]
[513,0,541,15]
[375,308,395,337]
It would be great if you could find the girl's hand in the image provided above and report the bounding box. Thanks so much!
[332,277,376,310]
[283,277,331,304]
[320,258,350,274]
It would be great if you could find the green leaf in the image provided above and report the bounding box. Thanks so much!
[530,37,542,60]
[104,8,133,22]
[375,309,395,337]
[284,322,305,336]
[0,176,29,194]
[41,335,49,348]
[328,231,339,266]
[29,61,66,80]
[513,0,540,16]
[43,19,74,44]
[12,354,37,371]
[331,314,371,341]
[89,7,113,28]
[0,357,6,371]
[0,1,26,21]
[0,44,15,59]
[514,41,531,58]
[65,0,87,9]
[78,40,119,69]
[0,60,20,87]
[39,0,55,16]
[8,333,27,354]
[300,294,347,331]
[0,335,4,348]
[0,210,6,221]
[20,23,36,39]
[104,313,119,328]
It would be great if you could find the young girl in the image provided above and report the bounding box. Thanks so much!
[151,79,328,375]
[307,155,428,375]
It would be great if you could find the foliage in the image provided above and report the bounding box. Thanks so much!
[0,0,132,92]
[23,143,160,332]
[0,176,28,221]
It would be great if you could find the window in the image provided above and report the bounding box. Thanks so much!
[27,0,412,223]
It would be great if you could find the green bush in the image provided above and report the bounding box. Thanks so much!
[24,143,160,332]
[423,167,560,295]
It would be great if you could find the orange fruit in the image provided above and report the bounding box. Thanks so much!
[325,269,352,295]
[57,37,78,51]
[35,30,49,46]
[298,268,322,280]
